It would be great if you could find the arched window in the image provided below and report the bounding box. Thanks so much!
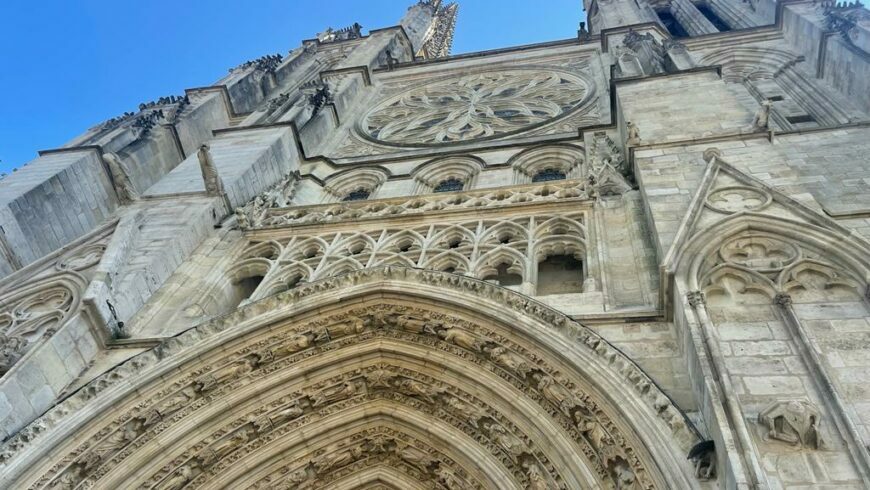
[537,254,584,295]
[434,178,464,193]
[482,263,523,287]
[342,188,371,201]
[532,168,567,182]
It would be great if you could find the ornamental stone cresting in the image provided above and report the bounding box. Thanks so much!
[1,1,870,489]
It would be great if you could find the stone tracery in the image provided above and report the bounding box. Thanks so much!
[362,69,593,146]
[236,210,588,300]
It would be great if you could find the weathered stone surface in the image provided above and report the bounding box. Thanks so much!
[1,1,870,489]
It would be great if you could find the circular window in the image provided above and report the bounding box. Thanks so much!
[361,69,592,146]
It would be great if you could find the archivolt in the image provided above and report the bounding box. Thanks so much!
[0,268,699,490]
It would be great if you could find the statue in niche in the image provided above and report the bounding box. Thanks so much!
[313,442,364,473]
[308,379,365,408]
[270,332,315,358]
[158,463,195,490]
[525,462,549,490]
[397,444,435,470]
[758,400,825,449]
[607,455,639,489]
[437,326,484,352]
[197,424,257,467]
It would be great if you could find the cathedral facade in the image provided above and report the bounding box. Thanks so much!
[1,1,870,488]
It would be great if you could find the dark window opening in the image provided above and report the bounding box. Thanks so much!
[447,238,462,249]
[443,267,456,274]
[656,10,690,38]
[697,4,732,32]
[537,255,584,296]
[768,95,785,102]
[229,274,264,310]
[483,263,523,287]
[397,241,413,252]
[285,275,302,290]
[532,168,567,182]
[343,188,370,201]
[786,114,816,124]
[434,178,464,193]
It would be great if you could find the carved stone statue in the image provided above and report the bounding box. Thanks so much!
[196,354,261,392]
[484,345,532,378]
[103,152,139,203]
[442,395,485,428]
[752,99,773,130]
[526,462,549,490]
[197,144,224,196]
[0,334,27,375]
[758,400,825,449]
[435,465,465,490]
[392,377,443,404]
[626,122,641,146]
[532,372,577,415]
[159,464,194,490]
[308,379,364,408]
[198,425,257,466]
[313,443,364,473]
[437,327,484,352]
[271,332,315,358]
[482,421,528,460]
[398,444,434,470]
[144,384,202,426]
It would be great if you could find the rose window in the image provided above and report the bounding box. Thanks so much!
[362,69,592,146]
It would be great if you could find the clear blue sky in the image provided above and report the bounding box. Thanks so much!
[0,1,584,173]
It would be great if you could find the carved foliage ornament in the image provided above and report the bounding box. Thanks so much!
[361,69,593,146]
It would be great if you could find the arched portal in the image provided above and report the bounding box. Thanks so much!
[0,268,699,490]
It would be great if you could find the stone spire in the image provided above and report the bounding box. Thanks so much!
[400,1,459,59]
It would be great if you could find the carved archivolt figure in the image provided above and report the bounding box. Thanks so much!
[437,326,484,351]
[758,400,825,449]
[308,379,364,408]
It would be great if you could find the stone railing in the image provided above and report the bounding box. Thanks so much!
[242,179,590,230]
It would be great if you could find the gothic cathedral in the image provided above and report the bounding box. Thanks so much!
[1,1,869,488]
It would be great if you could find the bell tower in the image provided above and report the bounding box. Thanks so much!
[400,0,460,59]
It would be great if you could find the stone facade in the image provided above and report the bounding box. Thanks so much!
[1,1,869,488]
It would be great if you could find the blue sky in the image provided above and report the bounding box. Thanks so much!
[0,1,584,173]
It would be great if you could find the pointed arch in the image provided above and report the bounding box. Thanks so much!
[474,247,527,280]
[508,143,585,184]
[421,250,472,274]
[0,268,701,490]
